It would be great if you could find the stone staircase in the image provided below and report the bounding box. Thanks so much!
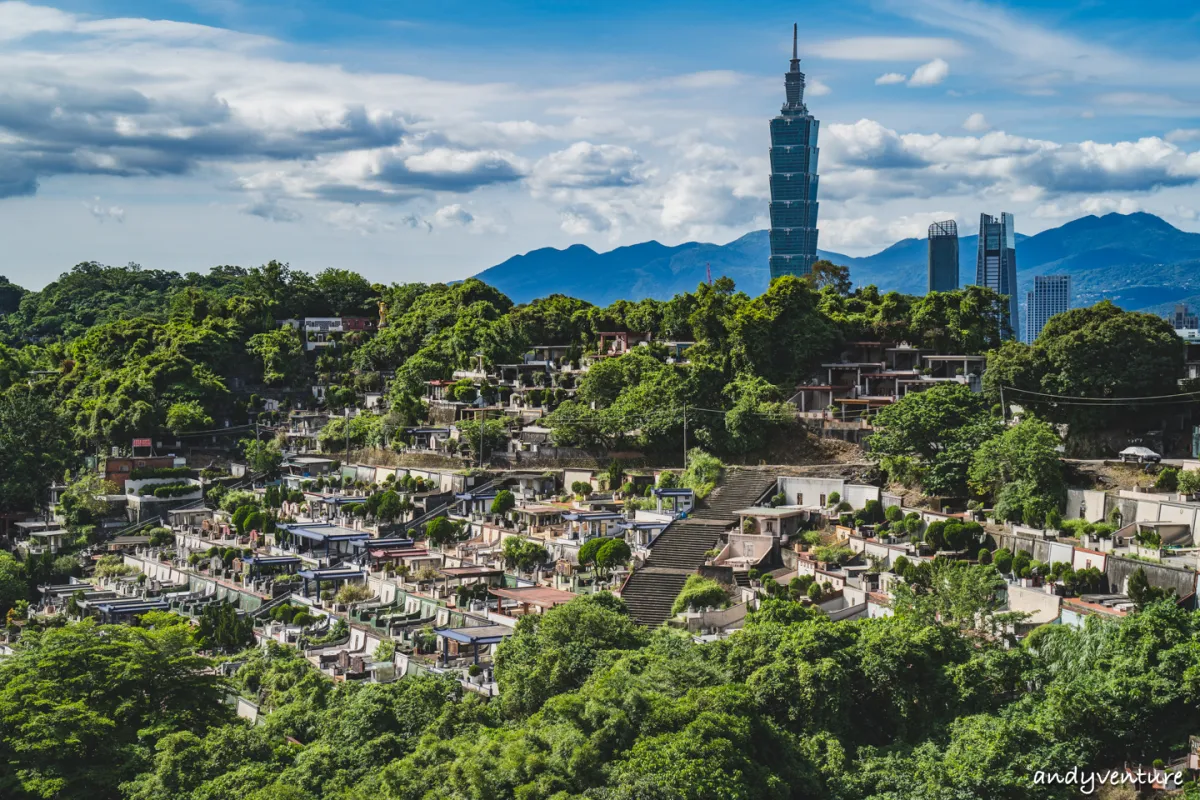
[695,469,778,521]
[621,467,777,627]
[620,568,691,627]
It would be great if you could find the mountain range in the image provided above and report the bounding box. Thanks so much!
[473,212,1200,317]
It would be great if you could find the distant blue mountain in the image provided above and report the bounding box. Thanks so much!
[473,212,1200,314]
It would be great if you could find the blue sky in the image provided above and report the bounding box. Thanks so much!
[3,0,1200,289]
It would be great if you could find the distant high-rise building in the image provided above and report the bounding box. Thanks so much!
[976,212,1020,340]
[1025,275,1071,343]
[927,220,959,293]
[768,23,821,280]
[1171,303,1198,330]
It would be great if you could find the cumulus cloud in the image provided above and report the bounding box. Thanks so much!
[531,142,644,190]
[962,113,990,132]
[809,36,965,61]
[821,119,1200,203]
[875,73,907,85]
[908,59,950,87]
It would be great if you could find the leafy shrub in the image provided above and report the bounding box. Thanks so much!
[670,575,730,615]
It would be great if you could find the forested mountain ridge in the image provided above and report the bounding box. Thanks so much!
[0,257,1016,514]
[474,212,1200,312]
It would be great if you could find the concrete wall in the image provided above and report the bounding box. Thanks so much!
[235,697,260,723]
[1046,541,1075,567]
[777,477,843,508]
[1072,547,1107,573]
[679,602,749,632]
[1106,556,1197,599]
[1006,584,1062,625]
[1066,489,1106,522]
[845,484,881,509]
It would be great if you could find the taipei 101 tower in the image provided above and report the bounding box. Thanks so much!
[768,23,821,279]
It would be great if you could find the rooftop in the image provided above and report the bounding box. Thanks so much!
[736,506,809,518]
[490,586,576,608]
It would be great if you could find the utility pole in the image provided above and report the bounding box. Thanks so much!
[344,406,350,469]
[682,406,688,470]
[999,385,1007,423]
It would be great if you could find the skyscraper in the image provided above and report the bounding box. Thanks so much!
[927,220,959,293]
[1171,303,1198,330]
[768,24,821,280]
[1025,275,1071,343]
[976,212,1019,340]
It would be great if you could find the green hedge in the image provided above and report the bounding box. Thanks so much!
[130,466,193,480]
[139,482,198,498]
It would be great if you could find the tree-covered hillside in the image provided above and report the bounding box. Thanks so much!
[0,260,1014,504]
[3,592,1199,800]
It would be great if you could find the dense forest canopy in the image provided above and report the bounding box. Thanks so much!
[3,591,1199,800]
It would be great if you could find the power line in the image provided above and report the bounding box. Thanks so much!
[999,385,1200,404]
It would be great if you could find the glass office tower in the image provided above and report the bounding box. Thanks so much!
[768,24,821,279]
[927,220,959,293]
[976,212,1020,340]
[1024,275,1070,343]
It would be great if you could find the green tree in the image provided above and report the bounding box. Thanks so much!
[490,489,515,515]
[247,327,307,386]
[984,300,1185,430]
[195,602,255,652]
[968,415,1065,511]
[494,592,646,716]
[0,390,75,513]
[0,618,228,799]
[165,400,213,433]
[424,516,461,549]
[242,438,283,477]
[869,383,1000,496]
[595,537,632,578]
[0,553,28,619]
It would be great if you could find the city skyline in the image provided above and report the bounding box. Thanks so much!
[4,1,1200,289]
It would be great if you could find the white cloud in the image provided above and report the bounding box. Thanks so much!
[821,210,958,250]
[1032,196,1142,220]
[962,113,990,132]
[85,196,125,223]
[807,78,832,97]
[325,207,397,236]
[822,119,1200,202]
[875,73,908,86]
[1168,129,1200,143]
[908,58,950,87]
[809,36,965,61]
[530,142,644,190]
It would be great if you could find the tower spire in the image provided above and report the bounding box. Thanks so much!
[790,22,800,71]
